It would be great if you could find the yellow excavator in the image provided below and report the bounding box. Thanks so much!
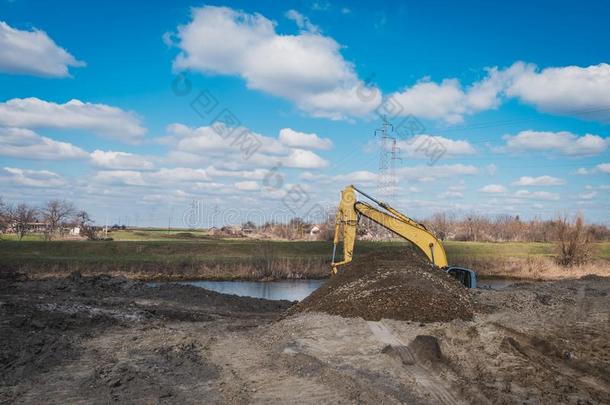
[331,185,477,288]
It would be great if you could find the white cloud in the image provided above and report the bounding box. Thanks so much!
[398,135,476,157]
[299,164,478,188]
[388,68,505,123]
[440,190,463,198]
[90,150,153,170]
[167,6,380,119]
[278,128,332,150]
[191,182,231,192]
[163,123,329,169]
[148,168,211,183]
[485,164,497,175]
[285,10,319,33]
[0,167,65,187]
[586,184,610,191]
[579,191,597,200]
[206,166,269,180]
[506,62,610,122]
[448,183,466,192]
[396,164,478,182]
[597,163,610,174]
[333,170,378,185]
[328,164,478,188]
[207,166,269,180]
[0,98,146,142]
[234,181,259,191]
[92,165,272,190]
[479,184,507,193]
[93,170,146,186]
[280,148,328,169]
[0,21,84,77]
[0,127,87,160]
[385,62,610,124]
[514,189,560,201]
[512,175,565,186]
[166,13,610,125]
[576,163,610,175]
[503,130,608,156]
[311,1,330,11]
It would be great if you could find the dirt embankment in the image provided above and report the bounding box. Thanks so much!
[293,250,473,322]
[1,269,609,404]
[0,259,329,282]
[0,271,291,404]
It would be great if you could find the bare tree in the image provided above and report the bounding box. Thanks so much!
[461,214,489,242]
[13,203,38,241]
[555,214,591,266]
[0,198,12,236]
[75,210,99,240]
[427,212,454,241]
[41,200,76,240]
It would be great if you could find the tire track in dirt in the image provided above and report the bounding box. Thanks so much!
[491,322,610,402]
[367,321,466,405]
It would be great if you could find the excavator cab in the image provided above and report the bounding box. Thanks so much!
[445,267,477,289]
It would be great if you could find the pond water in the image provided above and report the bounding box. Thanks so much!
[171,279,327,301]
[153,276,520,301]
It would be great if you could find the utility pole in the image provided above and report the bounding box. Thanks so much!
[167,206,174,235]
[375,116,401,203]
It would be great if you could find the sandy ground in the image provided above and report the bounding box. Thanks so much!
[1,272,609,404]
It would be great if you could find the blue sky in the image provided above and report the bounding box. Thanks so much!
[0,0,608,227]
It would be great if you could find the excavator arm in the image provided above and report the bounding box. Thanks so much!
[331,185,448,273]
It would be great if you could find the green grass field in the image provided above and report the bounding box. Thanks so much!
[1,230,609,280]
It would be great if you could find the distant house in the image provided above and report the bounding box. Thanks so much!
[7,222,50,233]
[241,225,256,234]
[309,225,321,236]
[69,227,81,236]
[29,222,50,232]
[213,226,245,237]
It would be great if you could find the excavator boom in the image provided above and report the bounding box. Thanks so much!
[331,185,448,273]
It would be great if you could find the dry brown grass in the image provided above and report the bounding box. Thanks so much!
[8,257,329,282]
[462,256,610,280]
[555,214,592,266]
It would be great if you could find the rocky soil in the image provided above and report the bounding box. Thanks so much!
[292,250,473,322]
[1,270,608,404]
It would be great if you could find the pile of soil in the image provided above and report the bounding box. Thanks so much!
[293,249,473,322]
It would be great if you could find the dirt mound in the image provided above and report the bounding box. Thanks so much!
[292,249,473,322]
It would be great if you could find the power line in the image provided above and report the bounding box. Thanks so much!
[427,105,610,136]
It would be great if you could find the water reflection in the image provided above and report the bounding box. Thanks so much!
[175,279,326,301]
[153,277,519,302]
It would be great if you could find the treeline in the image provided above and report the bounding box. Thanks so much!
[242,218,332,240]
[255,213,604,266]
[238,212,610,245]
[422,213,610,243]
[0,198,98,241]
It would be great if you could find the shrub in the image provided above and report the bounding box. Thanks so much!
[555,214,591,266]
